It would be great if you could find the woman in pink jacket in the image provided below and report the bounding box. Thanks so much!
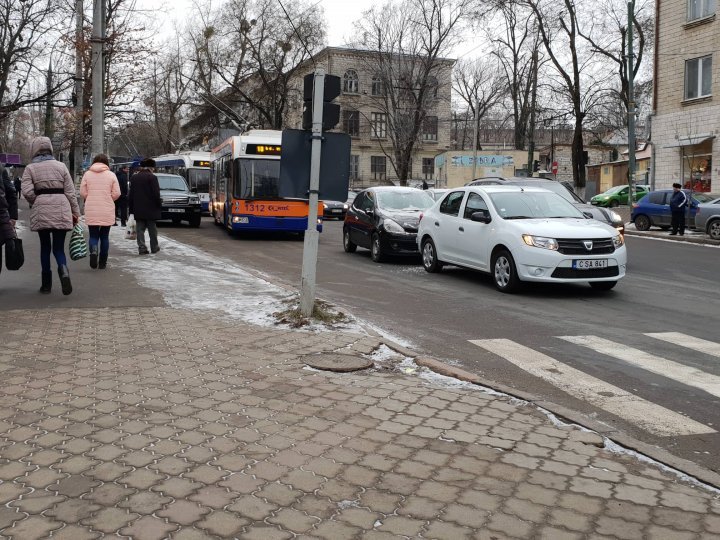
[80,154,121,269]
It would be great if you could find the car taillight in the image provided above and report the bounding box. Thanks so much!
[419,212,424,222]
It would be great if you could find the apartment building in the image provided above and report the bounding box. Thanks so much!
[286,47,454,188]
[652,0,718,192]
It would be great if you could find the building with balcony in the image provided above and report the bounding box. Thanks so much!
[651,0,718,192]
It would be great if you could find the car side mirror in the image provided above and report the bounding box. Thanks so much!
[583,211,594,219]
[470,211,491,224]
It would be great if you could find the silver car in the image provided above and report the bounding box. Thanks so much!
[694,195,720,239]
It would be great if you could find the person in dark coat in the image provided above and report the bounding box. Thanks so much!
[0,165,19,275]
[115,165,129,226]
[13,175,22,200]
[128,158,161,254]
[669,182,688,236]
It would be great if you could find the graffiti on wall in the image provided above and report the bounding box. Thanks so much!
[449,155,514,167]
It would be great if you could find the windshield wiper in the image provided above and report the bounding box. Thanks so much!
[503,216,533,220]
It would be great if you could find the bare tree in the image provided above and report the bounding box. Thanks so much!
[0,0,70,122]
[453,57,507,150]
[354,0,473,185]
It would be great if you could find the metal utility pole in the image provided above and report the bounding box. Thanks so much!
[73,0,84,180]
[44,60,54,140]
[471,98,480,180]
[299,69,325,317]
[626,0,636,207]
[91,0,105,156]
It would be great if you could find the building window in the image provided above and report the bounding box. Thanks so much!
[371,156,386,180]
[688,0,715,20]
[343,70,359,94]
[372,76,385,96]
[422,158,434,179]
[423,116,438,141]
[371,112,387,138]
[343,110,360,137]
[685,55,712,100]
[349,155,359,180]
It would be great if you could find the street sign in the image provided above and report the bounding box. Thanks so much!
[551,161,559,174]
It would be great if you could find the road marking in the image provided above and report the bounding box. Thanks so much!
[559,335,720,399]
[645,332,720,359]
[469,338,716,437]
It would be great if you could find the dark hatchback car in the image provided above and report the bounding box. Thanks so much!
[322,200,348,220]
[467,176,625,234]
[156,173,203,228]
[630,189,716,230]
[343,187,435,262]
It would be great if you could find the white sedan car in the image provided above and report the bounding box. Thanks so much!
[417,186,627,293]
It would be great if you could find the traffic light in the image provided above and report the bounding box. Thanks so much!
[533,160,540,172]
[302,73,341,131]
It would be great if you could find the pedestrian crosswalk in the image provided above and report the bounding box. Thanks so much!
[469,332,719,438]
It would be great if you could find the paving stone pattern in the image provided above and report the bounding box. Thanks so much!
[0,307,718,539]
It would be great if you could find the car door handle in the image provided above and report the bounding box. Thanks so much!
[459,226,464,232]
[434,221,440,227]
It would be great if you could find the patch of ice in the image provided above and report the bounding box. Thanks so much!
[361,322,414,348]
[336,500,359,509]
[368,344,402,362]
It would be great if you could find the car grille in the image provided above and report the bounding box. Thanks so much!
[163,196,189,205]
[551,267,620,279]
[556,238,615,255]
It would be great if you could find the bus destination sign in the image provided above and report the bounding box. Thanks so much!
[193,160,211,167]
[246,144,281,156]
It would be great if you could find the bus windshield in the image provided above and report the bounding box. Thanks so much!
[234,158,281,199]
[188,168,211,193]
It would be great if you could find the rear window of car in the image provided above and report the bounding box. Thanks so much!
[646,192,666,204]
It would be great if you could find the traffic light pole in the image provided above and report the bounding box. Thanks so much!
[299,69,325,317]
[627,0,636,208]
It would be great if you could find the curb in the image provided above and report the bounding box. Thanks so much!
[379,338,720,490]
[624,229,720,246]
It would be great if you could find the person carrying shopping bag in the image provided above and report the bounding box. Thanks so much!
[21,137,80,295]
[80,154,120,269]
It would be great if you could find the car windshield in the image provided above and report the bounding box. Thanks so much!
[157,175,188,191]
[518,182,582,204]
[489,191,585,220]
[376,190,434,211]
[602,186,625,195]
[693,193,717,203]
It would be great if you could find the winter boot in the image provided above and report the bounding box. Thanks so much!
[39,272,52,294]
[89,246,98,269]
[98,254,108,269]
[58,265,72,295]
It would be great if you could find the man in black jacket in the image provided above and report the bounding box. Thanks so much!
[669,182,688,236]
[0,165,19,272]
[128,158,161,254]
[115,165,129,226]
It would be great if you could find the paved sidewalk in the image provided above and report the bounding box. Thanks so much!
[0,306,719,539]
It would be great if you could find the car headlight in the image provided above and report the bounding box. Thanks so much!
[189,196,199,203]
[608,210,622,223]
[383,219,405,234]
[522,235,559,250]
[323,203,328,209]
[612,234,624,248]
[343,204,348,210]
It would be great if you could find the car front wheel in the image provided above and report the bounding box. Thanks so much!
[492,249,520,293]
[421,238,443,273]
[708,219,720,240]
[610,200,619,208]
[370,233,385,263]
[343,227,357,253]
[634,214,651,231]
[189,215,201,228]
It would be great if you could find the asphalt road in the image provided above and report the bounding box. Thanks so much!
[157,217,720,474]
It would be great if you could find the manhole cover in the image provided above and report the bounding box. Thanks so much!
[303,353,373,372]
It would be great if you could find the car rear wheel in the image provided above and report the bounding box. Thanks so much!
[634,214,651,231]
[421,238,443,273]
[708,219,720,240]
[370,233,385,263]
[343,227,357,253]
[492,249,520,293]
[610,200,619,208]
[590,281,617,291]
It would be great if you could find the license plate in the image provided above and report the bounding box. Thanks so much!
[168,208,185,213]
[236,217,249,224]
[331,209,342,213]
[573,259,608,269]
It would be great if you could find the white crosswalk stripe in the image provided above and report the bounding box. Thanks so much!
[469,338,716,437]
[558,335,720,399]
[645,332,720,358]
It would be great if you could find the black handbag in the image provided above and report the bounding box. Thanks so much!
[5,237,24,270]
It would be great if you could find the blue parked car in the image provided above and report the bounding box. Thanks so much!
[631,189,717,231]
